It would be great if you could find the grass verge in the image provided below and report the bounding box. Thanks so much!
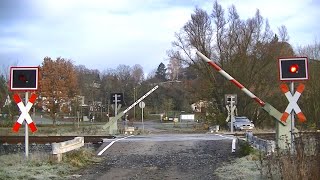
[215,133,320,180]
[214,153,264,180]
[0,148,101,180]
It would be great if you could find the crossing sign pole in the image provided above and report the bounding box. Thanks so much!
[278,57,308,149]
[10,66,39,159]
[25,92,29,158]
[290,82,295,150]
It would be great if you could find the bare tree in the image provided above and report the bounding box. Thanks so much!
[297,40,320,60]
[167,0,295,127]
[296,41,320,128]
[278,25,290,42]
[131,64,144,84]
[167,57,182,80]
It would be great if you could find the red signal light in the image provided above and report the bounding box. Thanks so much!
[289,64,299,73]
[19,74,27,82]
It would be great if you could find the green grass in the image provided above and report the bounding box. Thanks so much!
[0,148,101,180]
[214,154,265,180]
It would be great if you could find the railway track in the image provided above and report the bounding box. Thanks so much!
[1,132,318,144]
[224,131,320,140]
[0,135,116,144]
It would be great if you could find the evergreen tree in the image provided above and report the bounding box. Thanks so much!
[155,62,167,81]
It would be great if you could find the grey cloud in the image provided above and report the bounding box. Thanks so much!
[0,0,41,24]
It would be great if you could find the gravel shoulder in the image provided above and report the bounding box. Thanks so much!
[73,139,237,180]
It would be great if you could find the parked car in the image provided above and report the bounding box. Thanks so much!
[228,116,254,131]
[162,111,180,122]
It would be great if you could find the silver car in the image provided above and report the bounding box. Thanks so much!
[229,116,254,131]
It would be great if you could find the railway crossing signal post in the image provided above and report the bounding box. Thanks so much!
[225,94,237,133]
[278,57,308,149]
[10,67,39,158]
[110,93,123,116]
[196,51,309,150]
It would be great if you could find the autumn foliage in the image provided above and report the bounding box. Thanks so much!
[39,57,78,125]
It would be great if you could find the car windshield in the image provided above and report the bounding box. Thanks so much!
[235,118,250,122]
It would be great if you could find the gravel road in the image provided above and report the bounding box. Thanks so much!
[72,136,237,180]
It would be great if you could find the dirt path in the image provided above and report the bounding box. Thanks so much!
[72,137,236,180]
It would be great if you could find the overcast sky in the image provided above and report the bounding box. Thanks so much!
[1,0,319,75]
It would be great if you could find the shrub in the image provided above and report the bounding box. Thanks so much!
[259,133,320,180]
[238,140,254,157]
[63,148,100,167]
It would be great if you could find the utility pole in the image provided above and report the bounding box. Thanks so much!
[230,99,234,133]
[115,94,118,116]
[100,97,103,120]
[133,87,136,120]
[107,92,110,118]
[25,92,29,158]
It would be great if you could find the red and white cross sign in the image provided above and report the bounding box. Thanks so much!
[280,83,306,123]
[12,93,38,133]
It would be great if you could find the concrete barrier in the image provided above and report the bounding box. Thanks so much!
[246,132,275,154]
[52,137,84,162]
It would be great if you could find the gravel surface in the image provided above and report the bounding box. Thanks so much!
[72,139,237,180]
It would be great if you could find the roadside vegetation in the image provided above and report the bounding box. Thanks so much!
[215,133,320,180]
[214,153,262,180]
[258,133,320,180]
[0,148,101,180]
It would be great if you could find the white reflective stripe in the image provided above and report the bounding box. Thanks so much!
[97,135,134,156]
[284,92,292,100]
[292,92,302,102]
[284,104,293,114]
[24,113,34,124]
[123,85,158,114]
[292,103,302,113]
[242,88,256,98]
[196,51,211,62]
[16,114,25,124]
[16,102,25,123]
[97,141,115,156]
[219,70,233,80]
[232,138,236,153]
[216,134,237,152]
[283,91,302,114]
[17,102,34,124]
[25,102,33,111]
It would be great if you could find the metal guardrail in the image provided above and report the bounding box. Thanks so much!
[245,132,275,154]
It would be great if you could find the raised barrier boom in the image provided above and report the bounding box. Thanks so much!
[103,85,159,134]
[196,51,286,125]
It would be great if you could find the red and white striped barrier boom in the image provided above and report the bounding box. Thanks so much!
[196,51,287,125]
[196,51,265,106]
[12,93,38,132]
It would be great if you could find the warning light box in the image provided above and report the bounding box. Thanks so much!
[278,57,308,81]
[10,67,39,91]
